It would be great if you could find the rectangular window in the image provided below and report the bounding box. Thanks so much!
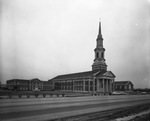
[85,81,88,86]
[85,86,88,91]
[95,87,97,91]
[90,86,93,91]
[90,81,93,86]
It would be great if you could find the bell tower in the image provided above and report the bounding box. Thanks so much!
[92,21,107,71]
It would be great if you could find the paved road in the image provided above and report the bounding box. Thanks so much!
[0,95,150,121]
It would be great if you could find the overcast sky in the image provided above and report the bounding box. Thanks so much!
[0,0,150,88]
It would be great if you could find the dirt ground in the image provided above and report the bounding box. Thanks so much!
[50,102,150,121]
[129,112,150,121]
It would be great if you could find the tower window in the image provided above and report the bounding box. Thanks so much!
[101,52,104,58]
[96,52,99,58]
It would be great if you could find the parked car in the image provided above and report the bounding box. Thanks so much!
[112,91,126,95]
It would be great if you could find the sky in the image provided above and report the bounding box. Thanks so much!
[0,0,150,88]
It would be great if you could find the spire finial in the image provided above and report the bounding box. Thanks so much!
[98,19,101,35]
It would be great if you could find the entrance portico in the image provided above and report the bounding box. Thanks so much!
[94,78,114,94]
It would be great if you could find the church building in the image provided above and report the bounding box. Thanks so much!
[50,22,115,94]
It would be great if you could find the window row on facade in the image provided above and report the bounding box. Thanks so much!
[54,78,114,93]
[6,78,53,91]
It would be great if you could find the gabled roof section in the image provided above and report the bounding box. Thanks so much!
[103,71,116,78]
[114,81,132,85]
[51,70,107,81]
[30,78,40,81]
[7,78,41,81]
[7,79,29,82]
[30,78,42,82]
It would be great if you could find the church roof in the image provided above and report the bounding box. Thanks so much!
[114,81,132,85]
[7,78,42,82]
[50,70,115,81]
[7,79,29,82]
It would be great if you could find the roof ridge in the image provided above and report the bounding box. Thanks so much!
[115,81,130,82]
[57,70,98,77]
[93,70,101,76]
[51,70,101,80]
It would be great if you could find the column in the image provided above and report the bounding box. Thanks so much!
[103,79,104,92]
[105,79,108,92]
[108,80,110,92]
[110,79,112,92]
[42,82,43,90]
[93,78,95,92]
[106,79,109,92]
[83,79,85,92]
[95,78,97,92]
[29,80,31,91]
[100,79,102,92]
[29,81,30,90]
[97,79,99,92]
[88,79,90,92]
[72,80,74,91]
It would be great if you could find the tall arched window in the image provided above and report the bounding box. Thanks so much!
[96,52,99,58]
[101,52,104,58]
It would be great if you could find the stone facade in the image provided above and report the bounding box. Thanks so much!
[7,79,29,90]
[114,81,134,92]
[6,78,53,91]
[52,70,115,94]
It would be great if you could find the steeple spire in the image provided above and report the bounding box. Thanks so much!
[98,19,101,35]
[92,20,107,71]
[97,19,103,40]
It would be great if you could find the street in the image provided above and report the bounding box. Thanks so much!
[0,95,150,121]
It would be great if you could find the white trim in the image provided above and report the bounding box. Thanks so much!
[93,71,101,76]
